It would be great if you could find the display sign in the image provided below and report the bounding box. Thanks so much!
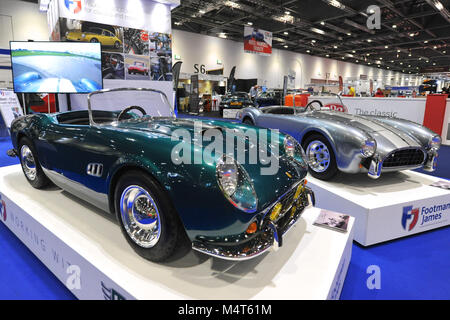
[244,27,272,56]
[58,0,172,34]
[0,89,23,130]
[55,1,173,82]
[314,97,427,125]
[10,41,102,93]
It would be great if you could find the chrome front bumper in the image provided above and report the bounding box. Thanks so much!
[367,149,437,179]
[192,186,315,261]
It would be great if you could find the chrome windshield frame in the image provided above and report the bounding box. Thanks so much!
[87,87,175,126]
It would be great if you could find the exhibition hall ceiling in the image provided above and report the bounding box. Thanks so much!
[172,0,450,75]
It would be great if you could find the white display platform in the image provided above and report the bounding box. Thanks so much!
[307,170,450,246]
[0,165,354,300]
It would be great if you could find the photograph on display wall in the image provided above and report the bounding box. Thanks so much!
[125,55,150,80]
[123,28,149,56]
[102,52,124,80]
[59,18,124,53]
[149,32,172,81]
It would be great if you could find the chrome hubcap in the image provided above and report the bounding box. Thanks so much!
[120,185,161,248]
[306,140,330,173]
[20,145,37,181]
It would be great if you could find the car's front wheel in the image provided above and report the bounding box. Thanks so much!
[90,38,99,43]
[114,171,188,262]
[114,41,120,49]
[302,134,338,180]
[18,137,51,189]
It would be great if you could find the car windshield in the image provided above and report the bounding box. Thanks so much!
[294,93,348,114]
[88,88,174,125]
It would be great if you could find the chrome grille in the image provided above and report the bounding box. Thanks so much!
[382,148,425,168]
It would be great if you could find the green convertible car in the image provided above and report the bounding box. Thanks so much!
[8,88,314,262]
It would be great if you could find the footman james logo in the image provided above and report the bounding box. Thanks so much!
[64,0,83,14]
[0,195,6,222]
[401,205,419,231]
[402,203,448,231]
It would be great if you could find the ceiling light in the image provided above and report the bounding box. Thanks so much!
[174,21,182,26]
[356,60,359,62]
[247,22,253,26]
[311,39,316,43]
[379,57,383,60]
[368,62,371,65]
[434,46,438,49]
[347,33,351,36]
[409,33,415,37]
[408,65,411,67]
[391,60,394,63]
[311,28,326,35]
[285,11,291,15]
[333,45,338,49]
[433,62,436,65]
[326,54,330,57]
[320,21,325,25]
[306,50,311,53]
[392,24,397,28]
[224,1,241,9]
[443,50,447,54]
[387,67,390,69]
[366,53,370,56]
[367,39,372,43]
[284,31,289,35]
[284,45,289,48]
[352,50,356,53]
[328,0,345,9]
[218,32,227,39]
[397,50,401,53]
[342,57,345,59]
[424,40,429,44]
[433,1,444,11]
[385,45,389,49]
[400,62,403,65]
[199,9,206,14]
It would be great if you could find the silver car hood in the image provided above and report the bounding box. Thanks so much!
[304,111,422,151]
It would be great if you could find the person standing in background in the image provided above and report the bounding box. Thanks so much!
[249,85,258,99]
[348,85,356,96]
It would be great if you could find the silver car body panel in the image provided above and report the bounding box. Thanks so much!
[239,105,439,175]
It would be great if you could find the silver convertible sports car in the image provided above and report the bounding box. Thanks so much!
[237,95,441,180]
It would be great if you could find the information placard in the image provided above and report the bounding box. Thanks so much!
[0,89,23,130]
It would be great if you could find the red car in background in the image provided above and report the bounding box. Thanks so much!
[128,62,149,75]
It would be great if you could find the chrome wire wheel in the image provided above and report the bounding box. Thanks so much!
[306,140,331,173]
[20,145,37,181]
[120,185,161,248]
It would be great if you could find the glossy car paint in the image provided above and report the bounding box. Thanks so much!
[9,112,308,246]
[239,106,439,175]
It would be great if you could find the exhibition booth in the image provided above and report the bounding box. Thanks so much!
[0,0,449,302]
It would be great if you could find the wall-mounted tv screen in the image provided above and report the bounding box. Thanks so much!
[10,41,102,94]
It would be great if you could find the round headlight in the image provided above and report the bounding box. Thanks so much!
[361,139,376,157]
[216,156,238,196]
[429,135,441,150]
[284,135,296,157]
[216,155,257,213]
[81,33,86,38]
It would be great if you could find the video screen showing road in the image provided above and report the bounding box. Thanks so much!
[10,42,102,93]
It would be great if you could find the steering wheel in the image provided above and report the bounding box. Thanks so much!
[117,106,147,121]
[306,100,323,111]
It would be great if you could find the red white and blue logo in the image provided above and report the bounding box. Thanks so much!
[64,0,83,14]
[0,195,6,222]
[401,205,419,231]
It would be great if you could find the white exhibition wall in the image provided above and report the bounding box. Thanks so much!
[0,0,48,86]
[172,29,421,89]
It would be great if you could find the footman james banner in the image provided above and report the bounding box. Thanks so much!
[244,26,272,56]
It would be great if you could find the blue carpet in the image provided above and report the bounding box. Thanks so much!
[0,134,448,300]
